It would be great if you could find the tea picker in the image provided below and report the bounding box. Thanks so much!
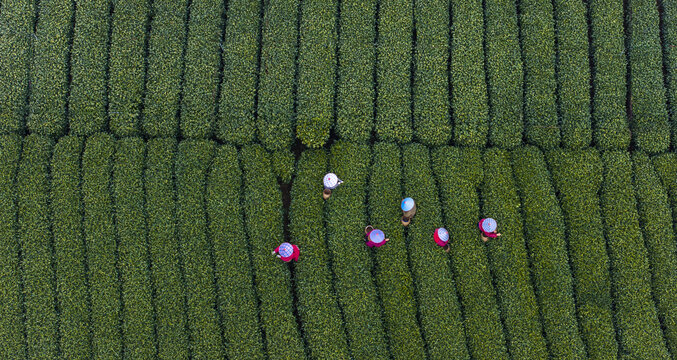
[479,218,501,242]
[433,227,451,253]
[401,197,416,226]
[272,242,300,262]
[323,173,343,200]
[364,226,389,248]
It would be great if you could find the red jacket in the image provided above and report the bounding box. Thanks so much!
[479,219,499,238]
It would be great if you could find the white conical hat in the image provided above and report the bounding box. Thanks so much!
[401,197,415,211]
[482,218,497,233]
[278,242,294,258]
[436,228,449,242]
[323,173,342,189]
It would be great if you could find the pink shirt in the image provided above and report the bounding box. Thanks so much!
[433,232,448,247]
[479,219,499,238]
[365,230,387,248]
[274,244,300,262]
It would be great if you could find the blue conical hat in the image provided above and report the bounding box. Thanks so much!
[369,229,385,244]
[436,228,449,242]
[279,242,293,257]
[401,197,415,211]
[482,218,497,233]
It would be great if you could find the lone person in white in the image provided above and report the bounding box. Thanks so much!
[323,173,343,200]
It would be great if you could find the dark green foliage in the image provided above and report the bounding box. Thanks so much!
[113,138,155,358]
[413,0,451,146]
[336,0,375,143]
[484,0,523,149]
[375,0,413,143]
[51,136,91,359]
[546,148,618,359]
[207,145,266,360]
[481,148,548,359]
[69,0,110,136]
[402,143,469,359]
[588,0,630,150]
[270,149,295,184]
[553,0,592,149]
[601,151,670,359]
[450,0,488,147]
[653,153,677,226]
[290,149,350,359]
[632,152,677,356]
[664,0,677,149]
[240,144,306,360]
[431,146,509,359]
[520,0,560,149]
[511,146,586,359]
[0,135,25,359]
[28,0,75,136]
[325,141,389,359]
[143,0,189,137]
[108,0,150,136]
[296,0,338,148]
[83,133,122,358]
[175,140,223,358]
[18,135,58,359]
[218,0,261,146]
[369,142,426,359]
[145,138,189,359]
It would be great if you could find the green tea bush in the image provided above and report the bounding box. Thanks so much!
[664,0,677,149]
[413,0,451,146]
[18,135,58,359]
[481,148,548,359]
[207,145,266,360]
[143,0,189,137]
[632,152,677,356]
[546,148,618,359]
[69,0,110,136]
[175,140,224,358]
[375,0,413,143]
[369,142,426,360]
[144,138,189,359]
[431,146,509,359]
[0,0,35,134]
[511,146,586,359]
[180,0,225,139]
[270,149,295,183]
[83,133,122,358]
[289,149,350,359]
[484,0,523,149]
[28,0,74,136]
[402,143,469,360]
[51,136,90,359]
[0,135,25,359]
[588,0,630,150]
[240,144,306,360]
[296,0,337,148]
[601,151,670,359]
[553,0,592,149]
[450,0,488,147]
[113,138,155,358]
[627,0,670,154]
[519,0,560,149]
[336,0,375,143]
[108,0,150,137]
[218,0,261,146]
[653,153,677,225]
[325,141,389,359]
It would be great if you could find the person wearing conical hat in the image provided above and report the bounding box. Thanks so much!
[323,173,343,200]
[479,218,501,242]
[434,227,451,253]
[401,197,416,226]
[272,242,300,262]
[364,226,389,248]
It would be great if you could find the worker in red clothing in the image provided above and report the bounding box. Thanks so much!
[364,226,389,248]
[479,218,501,242]
[272,242,300,262]
[433,227,451,253]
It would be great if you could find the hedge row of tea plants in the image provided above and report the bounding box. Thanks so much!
[664,0,677,149]
[552,0,592,149]
[28,0,74,136]
[627,0,670,154]
[375,0,413,144]
[600,151,670,359]
[483,0,522,149]
[144,138,190,359]
[450,0,488,147]
[546,148,618,359]
[336,0,376,143]
[296,0,338,148]
[632,152,677,356]
[653,153,677,225]
[68,0,110,136]
[206,145,266,360]
[270,149,294,183]
[240,144,306,360]
[289,149,350,359]
[431,146,509,359]
[369,142,426,360]
[142,0,189,137]
[481,148,548,359]
[413,0,451,146]
[587,0,630,150]
[402,143,469,359]
[175,140,224,358]
[217,0,261,146]
[83,134,122,358]
[511,146,586,359]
